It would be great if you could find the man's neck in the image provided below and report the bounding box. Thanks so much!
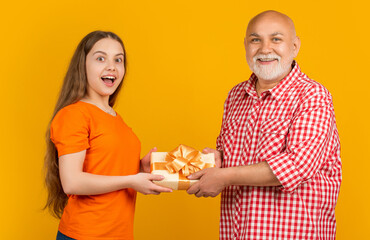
[254,63,294,97]
[255,66,294,97]
[255,79,280,97]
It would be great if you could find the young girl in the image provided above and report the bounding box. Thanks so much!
[44,31,171,240]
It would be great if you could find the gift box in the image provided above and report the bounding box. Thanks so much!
[150,144,215,190]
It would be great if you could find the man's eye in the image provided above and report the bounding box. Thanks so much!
[272,38,281,42]
[97,57,105,61]
[251,38,260,43]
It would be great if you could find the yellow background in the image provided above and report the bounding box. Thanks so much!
[1,0,368,239]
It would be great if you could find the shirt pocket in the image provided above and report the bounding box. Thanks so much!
[256,118,291,160]
[221,118,240,147]
[221,118,240,135]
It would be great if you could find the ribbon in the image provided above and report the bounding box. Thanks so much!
[151,144,215,190]
[165,144,206,177]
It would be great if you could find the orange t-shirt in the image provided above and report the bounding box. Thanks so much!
[50,101,141,240]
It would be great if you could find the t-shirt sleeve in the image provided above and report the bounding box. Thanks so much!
[50,107,90,157]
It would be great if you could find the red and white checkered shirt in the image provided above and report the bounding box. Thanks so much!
[216,62,342,240]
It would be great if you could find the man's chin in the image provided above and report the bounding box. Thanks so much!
[255,75,281,82]
[252,64,292,82]
[253,68,281,81]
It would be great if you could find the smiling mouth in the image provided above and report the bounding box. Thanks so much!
[257,58,278,62]
[101,75,116,85]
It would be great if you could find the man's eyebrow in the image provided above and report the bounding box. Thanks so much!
[271,32,284,36]
[249,33,260,37]
[248,32,284,37]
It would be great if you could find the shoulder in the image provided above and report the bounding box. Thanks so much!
[52,102,91,125]
[227,81,249,100]
[50,102,92,155]
[293,73,333,105]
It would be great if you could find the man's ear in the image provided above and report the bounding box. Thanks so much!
[293,36,301,57]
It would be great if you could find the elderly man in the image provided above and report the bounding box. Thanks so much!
[187,10,342,239]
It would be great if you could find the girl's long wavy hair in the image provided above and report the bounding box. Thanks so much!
[44,31,126,218]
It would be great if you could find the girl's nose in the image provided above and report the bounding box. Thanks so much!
[105,60,116,71]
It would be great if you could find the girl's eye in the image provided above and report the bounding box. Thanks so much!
[115,58,123,63]
[97,57,105,61]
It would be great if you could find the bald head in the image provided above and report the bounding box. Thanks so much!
[247,10,296,38]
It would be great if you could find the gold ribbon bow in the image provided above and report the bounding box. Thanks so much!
[164,144,205,177]
[150,144,215,190]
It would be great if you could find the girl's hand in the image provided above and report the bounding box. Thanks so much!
[140,147,157,173]
[129,173,172,195]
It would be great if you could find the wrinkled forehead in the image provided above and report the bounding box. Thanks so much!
[246,12,296,37]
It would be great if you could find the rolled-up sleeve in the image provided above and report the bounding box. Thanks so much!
[266,89,335,194]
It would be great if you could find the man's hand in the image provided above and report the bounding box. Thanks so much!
[186,167,229,197]
[140,147,157,173]
[202,147,222,168]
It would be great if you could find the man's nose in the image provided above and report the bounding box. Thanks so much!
[260,41,272,54]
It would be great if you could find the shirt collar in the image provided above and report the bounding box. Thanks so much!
[244,61,302,101]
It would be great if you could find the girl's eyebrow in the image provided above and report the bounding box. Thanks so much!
[93,51,124,57]
[93,51,107,55]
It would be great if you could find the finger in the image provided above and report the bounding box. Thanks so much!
[186,182,200,194]
[149,190,160,195]
[144,147,157,160]
[152,185,173,193]
[195,190,204,198]
[187,169,206,180]
[148,174,165,181]
[142,166,151,173]
[202,147,213,154]
[215,157,222,168]
[145,147,157,159]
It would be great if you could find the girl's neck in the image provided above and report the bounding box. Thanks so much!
[80,96,116,116]
[81,95,110,108]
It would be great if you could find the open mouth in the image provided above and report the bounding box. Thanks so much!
[101,75,116,86]
[253,54,281,64]
[257,58,278,63]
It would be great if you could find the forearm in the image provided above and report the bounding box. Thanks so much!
[62,172,134,195]
[223,161,281,187]
[59,150,171,196]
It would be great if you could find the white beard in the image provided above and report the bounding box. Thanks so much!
[248,54,293,81]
